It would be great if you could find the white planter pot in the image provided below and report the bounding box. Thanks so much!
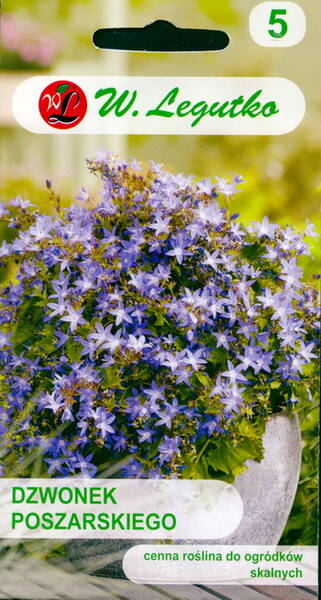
[68,413,301,577]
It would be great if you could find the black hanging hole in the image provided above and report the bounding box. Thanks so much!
[93,20,230,53]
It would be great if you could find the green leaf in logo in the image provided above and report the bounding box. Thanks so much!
[57,84,69,94]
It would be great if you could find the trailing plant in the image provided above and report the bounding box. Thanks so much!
[0,154,319,480]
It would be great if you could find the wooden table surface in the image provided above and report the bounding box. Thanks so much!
[0,557,318,600]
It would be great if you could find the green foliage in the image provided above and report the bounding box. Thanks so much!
[102,366,124,390]
[37,325,57,355]
[65,339,82,363]
[185,417,266,482]
[281,400,319,545]
[196,0,239,25]
[11,297,45,350]
[241,242,265,262]
[207,437,264,481]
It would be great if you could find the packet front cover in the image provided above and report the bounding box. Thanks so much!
[0,1,319,598]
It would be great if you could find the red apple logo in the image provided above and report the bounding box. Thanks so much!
[39,80,87,129]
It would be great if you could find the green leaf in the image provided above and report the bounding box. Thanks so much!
[208,347,228,365]
[57,84,69,94]
[192,371,211,388]
[36,324,57,354]
[184,456,210,480]
[205,436,264,480]
[37,336,56,354]
[241,242,264,261]
[154,313,165,326]
[65,339,82,363]
[102,366,124,390]
[238,414,267,436]
[11,297,44,348]
[207,468,235,484]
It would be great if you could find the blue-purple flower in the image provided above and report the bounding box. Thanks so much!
[0,153,318,480]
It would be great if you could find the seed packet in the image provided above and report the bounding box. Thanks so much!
[0,1,319,598]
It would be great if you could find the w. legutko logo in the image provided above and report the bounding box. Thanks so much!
[39,80,87,129]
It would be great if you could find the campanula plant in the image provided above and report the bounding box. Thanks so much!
[0,153,319,480]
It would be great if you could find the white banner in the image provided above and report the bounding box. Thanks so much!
[0,479,242,539]
[12,76,305,135]
[123,544,318,586]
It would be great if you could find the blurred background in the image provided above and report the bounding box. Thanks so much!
[0,0,320,545]
[1,0,320,230]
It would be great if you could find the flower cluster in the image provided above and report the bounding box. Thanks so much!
[2,14,63,68]
[0,154,319,479]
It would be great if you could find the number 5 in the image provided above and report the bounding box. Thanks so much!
[268,9,288,38]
